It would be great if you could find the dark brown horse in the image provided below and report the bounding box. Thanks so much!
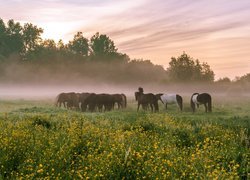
[135,91,159,112]
[112,94,127,109]
[55,92,79,110]
[190,93,212,113]
[82,93,116,112]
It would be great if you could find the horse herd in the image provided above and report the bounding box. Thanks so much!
[55,92,127,112]
[55,87,212,113]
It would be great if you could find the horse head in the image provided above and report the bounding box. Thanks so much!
[138,87,144,93]
[155,93,164,104]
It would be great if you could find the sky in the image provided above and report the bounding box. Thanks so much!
[1,0,250,80]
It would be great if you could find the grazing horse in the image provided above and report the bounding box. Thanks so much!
[135,91,159,112]
[190,93,212,113]
[156,93,183,111]
[111,94,127,109]
[55,92,79,110]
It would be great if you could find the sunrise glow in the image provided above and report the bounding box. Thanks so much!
[1,0,250,79]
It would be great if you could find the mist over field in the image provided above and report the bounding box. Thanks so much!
[1,81,249,102]
[1,58,249,100]
[1,58,249,101]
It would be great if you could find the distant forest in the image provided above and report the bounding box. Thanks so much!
[0,18,250,86]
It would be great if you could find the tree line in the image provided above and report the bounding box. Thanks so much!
[0,18,249,85]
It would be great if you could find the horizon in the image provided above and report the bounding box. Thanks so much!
[1,0,250,80]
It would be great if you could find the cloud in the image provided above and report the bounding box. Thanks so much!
[1,0,250,78]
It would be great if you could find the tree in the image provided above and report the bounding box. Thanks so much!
[57,39,66,50]
[68,32,89,56]
[216,77,231,83]
[200,62,215,81]
[167,52,214,82]
[22,23,43,53]
[4,19,23,56]
[42,39,57,50]
[90,32,117,57]
[0,18,7,57]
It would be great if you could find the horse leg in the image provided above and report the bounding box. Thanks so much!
[204,104,208,113]
[142,103,148,110]
[150,104,153,112]
[154,102,159,112]
[191,103,195,113]
[137,103,140,112]
[165,103,167,111]
[178,103,183,111]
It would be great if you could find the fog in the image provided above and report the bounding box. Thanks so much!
[1,82,249,102]
[1,57,249,101]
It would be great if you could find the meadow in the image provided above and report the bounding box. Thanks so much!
[0,96,249,179]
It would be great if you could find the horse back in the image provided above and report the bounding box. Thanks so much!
[161,94,177,104]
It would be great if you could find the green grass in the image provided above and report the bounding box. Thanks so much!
[0,98,249,179]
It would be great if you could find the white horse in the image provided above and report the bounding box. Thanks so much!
[156,93,183,111]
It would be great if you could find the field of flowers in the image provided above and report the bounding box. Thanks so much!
[0,99,249,179]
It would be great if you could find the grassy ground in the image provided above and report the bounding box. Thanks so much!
[0,97,249,179]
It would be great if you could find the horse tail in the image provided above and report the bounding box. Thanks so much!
[122,94,127,108]
[208,94,212,112]
[177,95,183,111]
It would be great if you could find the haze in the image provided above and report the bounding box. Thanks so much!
[1,0,250,79]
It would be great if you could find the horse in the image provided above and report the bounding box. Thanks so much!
[55,92,79,110]
[190,93,212,113]
[156,93,183,111]
[135,91,159,112]
[79,93,91,111]
[82,93,115,112]
[111,94,127,109]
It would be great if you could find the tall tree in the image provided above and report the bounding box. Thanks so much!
[5,19,23,56]
[68,32,89,56]
[22,23,43,53]
[57,39,66,50]
[200,62,215,81]
[0,18,7,57]
[90,32,117,57]
[167,52,214,82]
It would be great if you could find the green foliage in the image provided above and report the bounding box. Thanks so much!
[167,52,215,82]
[22,23,43,53]
[2,18,249,84]
[0,99,249,179]
[32,116,52,129]
[216,77,231,83]
[68,32,89,56]
[90,32,117,57]
[0,19,43,58]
